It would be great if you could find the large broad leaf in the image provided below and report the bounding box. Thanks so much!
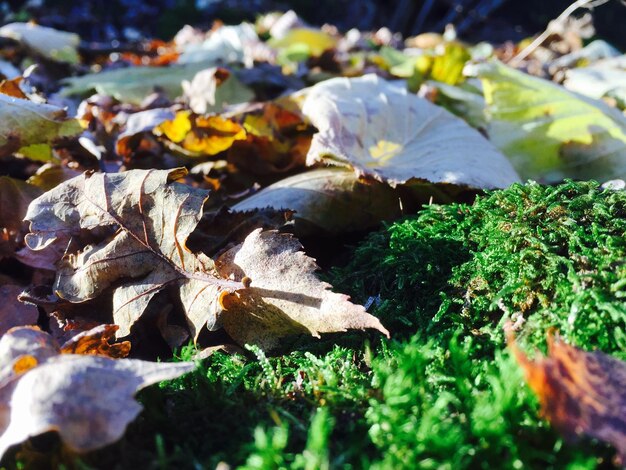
[470,60,626,182]
[0,94,81,159]
[0,326,193,458]
[508,328,626,464]
[301,74,519,188]
[23,169,388,345]
[60,63,208,104]
[233,168,405,236]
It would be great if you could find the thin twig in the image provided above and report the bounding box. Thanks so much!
[508,0,610,67]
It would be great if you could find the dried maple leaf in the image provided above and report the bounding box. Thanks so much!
[507,327,626,464]
[0,326,193,458]
[216,229,389,349]
[23,168,244,339]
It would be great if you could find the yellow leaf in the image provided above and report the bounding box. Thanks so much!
[156,110,192,143]
[270,28,336,56]
[182,116,246,156]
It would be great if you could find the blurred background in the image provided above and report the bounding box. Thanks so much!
[0,0,625,48]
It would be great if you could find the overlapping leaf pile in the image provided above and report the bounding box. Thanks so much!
[1,6,626,466]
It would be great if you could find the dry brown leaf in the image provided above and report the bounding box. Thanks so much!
[0,77,27,99]
[0,286,38,336]
[216,229,389,349]
[23,169,385,347]
[507,327,626,464]
[23,168,244,339]
[0,326,193,458]
[60,324,131,358]
[227,101,314,175]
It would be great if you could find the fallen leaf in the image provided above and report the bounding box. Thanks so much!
[301,74,520,188]
[228,101,314,174]
[181,67,255,115]
[116,108,175,158]
[155,110,247,157]
[0,23,80,63]
[0,327,193,458]
[60,62,209,104]
[0,77,27,99]
[188,206,291,258]
[0,94,81,159]
[215,228,389,349]
[26,163,83,192]
[23,169,384,347]
[232,168,404,236]
[178,23,259,65]
[269,28,337,57]
[59,324,131,358]
[0,286,38,336]
[468,60,626,182]
[23,168,244,339]
[507,327,626,464]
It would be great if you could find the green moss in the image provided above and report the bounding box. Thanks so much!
[334,180,626,356]
[330,179,626,469]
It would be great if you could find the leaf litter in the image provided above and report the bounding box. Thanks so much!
[1,3,626,465]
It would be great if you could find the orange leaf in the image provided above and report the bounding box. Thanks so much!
[507,326,626,464]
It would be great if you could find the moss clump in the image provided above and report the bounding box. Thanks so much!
[334,179,626,356]
[329,179,626,468]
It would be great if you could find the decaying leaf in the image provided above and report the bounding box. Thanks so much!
[0,286,38,336]
[178,22,259,65]
[0,77,27,99]
[269,28,337,57]
[26,163,83,192]
[216,229,389,349]
[469,60,626,182]
[23,169,386,346]
[227,101,314,174]
[507,327,626,464]
[0,177,42,258]
[0,326,193,458]
[23,168,243,339]
[116,108,175,158]
[0,94,81,159]
[301,74,520,188]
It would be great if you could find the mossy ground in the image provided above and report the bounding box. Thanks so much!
[7,180,626,469]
